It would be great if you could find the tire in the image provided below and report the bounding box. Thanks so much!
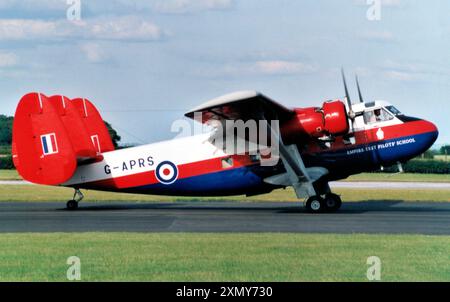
[323,193,342,212]
[66,200,78,210]
[305,196,325,213]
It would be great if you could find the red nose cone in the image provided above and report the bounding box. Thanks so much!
[429,121,438,133]
[425,119,438,134]
[422,119,439,148]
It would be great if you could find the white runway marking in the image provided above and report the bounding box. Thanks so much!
[330,181,450,189]
[0,180,31,185]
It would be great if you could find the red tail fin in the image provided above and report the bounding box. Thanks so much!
[13,93,115,185]
[12,93,77,185]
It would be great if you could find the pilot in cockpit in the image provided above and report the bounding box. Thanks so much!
[365,110,377,123]
[364,108,391,124]
[374,109,382,122]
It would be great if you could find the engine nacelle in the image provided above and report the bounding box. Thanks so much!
[281,100,349,142]
[322,101,349,135]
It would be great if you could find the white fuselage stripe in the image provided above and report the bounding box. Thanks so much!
[64,133,230,185]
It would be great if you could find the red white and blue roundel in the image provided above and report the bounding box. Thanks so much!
[155,161,179,185]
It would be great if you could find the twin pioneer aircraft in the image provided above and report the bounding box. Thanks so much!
[12,71,438,212]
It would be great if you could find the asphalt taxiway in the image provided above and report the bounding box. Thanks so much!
[0,201,449,234]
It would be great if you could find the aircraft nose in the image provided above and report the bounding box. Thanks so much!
[421,119,439,148]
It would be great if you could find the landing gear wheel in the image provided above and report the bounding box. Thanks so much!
[66,189,84,210]
[66,200,78,210]
[305,196,325,213]
[323,193,342,212]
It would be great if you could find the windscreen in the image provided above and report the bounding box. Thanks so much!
[385,105,401,115]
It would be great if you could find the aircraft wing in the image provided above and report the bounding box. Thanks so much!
[185,91,328,199]
[185,90,294,123]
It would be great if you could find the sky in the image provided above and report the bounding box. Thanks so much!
[0,0,449,146]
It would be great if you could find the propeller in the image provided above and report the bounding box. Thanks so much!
[341,68,356,131]
[355,75,364,103]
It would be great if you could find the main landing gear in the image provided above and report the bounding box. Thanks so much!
[66,189,84,210]
[305,193,342,213]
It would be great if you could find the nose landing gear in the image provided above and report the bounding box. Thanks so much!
[66,189,84,210]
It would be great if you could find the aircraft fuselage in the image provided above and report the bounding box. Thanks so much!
[64,101,438,197]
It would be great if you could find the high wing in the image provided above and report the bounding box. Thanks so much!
[185,90,294,122]
[185,91,328,199]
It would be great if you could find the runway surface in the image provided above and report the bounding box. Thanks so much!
[0,201,449,234]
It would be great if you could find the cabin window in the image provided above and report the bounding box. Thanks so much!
[385,105,401,115]
[363,108,393,124]
[221,157,233,169]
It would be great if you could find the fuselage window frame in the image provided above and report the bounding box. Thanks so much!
[363,107,395,125]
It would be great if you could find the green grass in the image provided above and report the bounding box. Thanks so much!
[0,169,20,180]
[434,155,450,162]
[0,233,448,281]
[0,185,449,203]
[345,173,450,182]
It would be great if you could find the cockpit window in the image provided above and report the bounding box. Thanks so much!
[386,105,401,115]
[363,108,394,124]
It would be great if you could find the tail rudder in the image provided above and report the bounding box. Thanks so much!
[48,95,99,160]
[13,93,77,185]
[13,93,115,185]
[72,98,115,154]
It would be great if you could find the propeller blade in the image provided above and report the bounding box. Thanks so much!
[341,68,354,120]
[355,75,364,103]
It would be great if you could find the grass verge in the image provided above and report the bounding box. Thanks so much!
[0,233,448,281]
[0,185,449,202]
[345,173,450,183]
[0,170,20,180]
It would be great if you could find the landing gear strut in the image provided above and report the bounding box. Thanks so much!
[66,189,84,210]
[305,193,342,213]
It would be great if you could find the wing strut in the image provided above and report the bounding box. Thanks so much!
[263,117,327,199]
[279,144,316,198]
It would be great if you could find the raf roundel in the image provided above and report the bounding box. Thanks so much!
[155,161,179,185]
